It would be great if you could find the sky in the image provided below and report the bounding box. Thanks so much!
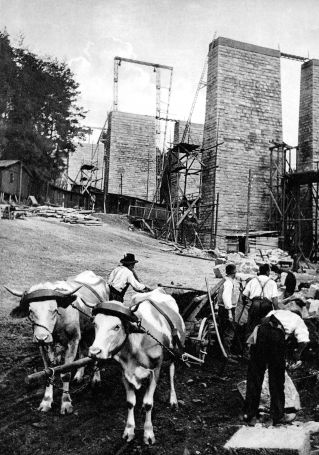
[1,0,319,146]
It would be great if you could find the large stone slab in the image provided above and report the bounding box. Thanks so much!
[224,426,310,454]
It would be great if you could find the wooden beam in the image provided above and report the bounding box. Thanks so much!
[157,284,204,292]
[176,195,200,227]
[114,56,173,71]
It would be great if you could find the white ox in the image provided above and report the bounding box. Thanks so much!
[89,288,185,445]
[5,270,109,414]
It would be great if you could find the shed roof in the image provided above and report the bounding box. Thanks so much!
[0,160,33,176]
[0,160,20,168]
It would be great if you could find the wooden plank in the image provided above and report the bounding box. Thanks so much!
[158,284,204,292]
[175,252,214,261]
[142,219,155,236]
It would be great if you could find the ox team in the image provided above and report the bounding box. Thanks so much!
[5,253,310,443]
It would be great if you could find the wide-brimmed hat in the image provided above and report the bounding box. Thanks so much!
[120,253,138,265]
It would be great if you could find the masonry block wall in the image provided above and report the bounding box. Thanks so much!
[200,37,283,249]
[296,59,319,254]
[104,111,156,201]
[298,59,319,171]
[173,121,203,146]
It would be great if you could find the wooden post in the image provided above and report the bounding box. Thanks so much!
[175,148,180,243]
[213,193,219,248]
[18,161,23,203]
[245,169,252,255]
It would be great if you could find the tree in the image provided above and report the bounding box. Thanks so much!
[0,30,17,153]
[0,31,86,181]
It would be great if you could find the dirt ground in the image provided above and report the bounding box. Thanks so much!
[1,214,319,455]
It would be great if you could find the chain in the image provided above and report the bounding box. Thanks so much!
[136,321,188,365]
[47,363,100,395]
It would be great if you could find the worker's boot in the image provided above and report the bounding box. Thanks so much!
[273,413,296,426]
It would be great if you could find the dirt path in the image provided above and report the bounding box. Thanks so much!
[0,215,318,455]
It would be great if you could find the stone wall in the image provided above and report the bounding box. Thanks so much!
[104,111,156,201]
[173,120,203,146]
[200,37,283,249]
[298,59,319,171]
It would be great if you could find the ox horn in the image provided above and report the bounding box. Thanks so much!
[2,285,24,297]
[54,284,82,296]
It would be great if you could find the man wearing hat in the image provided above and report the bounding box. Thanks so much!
[217,263,241,360]
[108,253,149,302]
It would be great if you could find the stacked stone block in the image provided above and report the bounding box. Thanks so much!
[298,59,319,171]
[201,37,283,249]
[173,120,203,146]
[104,111,156,201]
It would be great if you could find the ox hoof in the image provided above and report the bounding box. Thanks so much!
[91,370,101,388]
[144,432,155,445]
[60,402,73,415]
[123,428,135,442]
[38,402,52,413]
[170,401,178,410]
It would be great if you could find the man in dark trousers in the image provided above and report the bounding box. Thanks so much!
[217,263,240,361]
[243,263,279,337]
[272,264,297,298]
[108,253,150,302]
[243,308,309,426]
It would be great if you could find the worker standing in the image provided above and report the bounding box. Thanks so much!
[272,264,297,298]
[217,263,241,361]
[243,263,279,337]
[108,253,150,302]
[243,308,309,426]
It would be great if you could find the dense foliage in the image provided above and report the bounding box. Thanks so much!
[0,30,86,181]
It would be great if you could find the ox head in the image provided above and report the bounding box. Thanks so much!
[89,301,139,360]
[4,285,81,344]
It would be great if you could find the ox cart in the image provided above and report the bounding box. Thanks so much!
[160,277,229,364]
[25,278,227,385]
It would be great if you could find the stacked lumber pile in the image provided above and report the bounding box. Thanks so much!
[33,206,102,225]
[6,204,103,226]
[61,213,102,226]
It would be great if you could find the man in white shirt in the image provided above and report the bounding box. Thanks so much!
[244,309,309,426]
[217,263,241,360]
[108,253,149,302]
[243,263,279,336]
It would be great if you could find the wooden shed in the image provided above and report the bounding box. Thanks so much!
[0,160,32,202]
[226,231,279,253]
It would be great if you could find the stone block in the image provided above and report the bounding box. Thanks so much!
[308,284,319,299]
[216,257,227,265]
[214,264,226,278]
[224,426,310,454]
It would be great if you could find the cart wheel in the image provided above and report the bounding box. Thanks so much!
[196,317,210,362]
